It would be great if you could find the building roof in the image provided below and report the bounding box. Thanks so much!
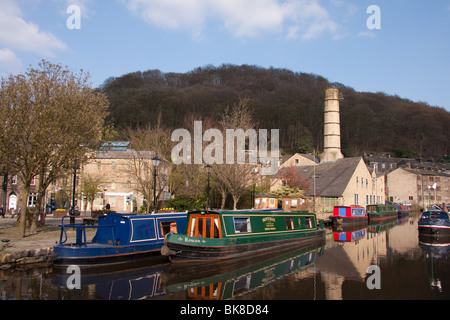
[395,166,450,178]
[279,157,363,197]
[95,149,156,160]
[99,141,130,151]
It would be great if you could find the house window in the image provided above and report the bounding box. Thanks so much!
[11,175,17,185]
[27,193,37,207]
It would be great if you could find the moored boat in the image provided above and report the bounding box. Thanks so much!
[333,227,367,243]
[53,212,187,268]
[418,210,450,236]
[366,204,398,221]
[330,205,368,225]
[389,202,411,217]
[161,210,325,264]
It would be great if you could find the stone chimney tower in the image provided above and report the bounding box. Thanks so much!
[321,88,344,162]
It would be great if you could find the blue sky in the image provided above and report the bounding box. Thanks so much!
[0,0,449,110]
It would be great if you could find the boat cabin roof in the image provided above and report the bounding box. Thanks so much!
[422,210,450,220]
[187,209,311,217]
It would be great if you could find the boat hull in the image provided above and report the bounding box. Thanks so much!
[418,222,450,236]
[331,216,368,225]
[163,228,326,264]
[53,244,167,268]
[368,212,397,221]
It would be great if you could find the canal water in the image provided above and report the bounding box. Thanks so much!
[1,211,449,300]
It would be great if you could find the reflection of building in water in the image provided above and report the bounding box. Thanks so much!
[387,217,419,255]
[316,227,389,300]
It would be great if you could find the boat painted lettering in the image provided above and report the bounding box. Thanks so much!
[184,237,201,243]
[263,217,276,230]
[180,304,214,317]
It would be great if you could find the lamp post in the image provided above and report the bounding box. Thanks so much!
[152,155,161,213]
[69,162,80,224]
[251,167,258,209]
[205,164,211,210]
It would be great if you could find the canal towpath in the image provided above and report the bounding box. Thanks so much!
[0,216,93,268]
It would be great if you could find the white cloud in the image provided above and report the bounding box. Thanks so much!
[0,0,67,57]
[122,0,339,40]
[0,48,21,68]
[0,48,22,78]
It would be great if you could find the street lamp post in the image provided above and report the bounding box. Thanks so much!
[69,163,79,224]
[251,167,258,209]
[152,155,161,213]
[205,164,211,210]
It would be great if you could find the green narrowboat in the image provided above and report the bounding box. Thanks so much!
[366,204,398,221]
[161,210,326,263]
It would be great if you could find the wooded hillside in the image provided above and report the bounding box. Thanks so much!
[101,64,449,159]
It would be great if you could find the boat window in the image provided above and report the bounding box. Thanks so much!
[305,217,313,228]
[205,218,211,238]
[160,221,177,236]
[189,217,196,236]
[214,217,220,238]
[285,217,294,230]
[234,217,252,233]
[198,218,204,237]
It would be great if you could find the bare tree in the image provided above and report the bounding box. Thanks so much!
[124,118,172,213]
[0,60,109,236]
[211,98,258,210]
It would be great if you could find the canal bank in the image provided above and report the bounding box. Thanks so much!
[0,217,94,268]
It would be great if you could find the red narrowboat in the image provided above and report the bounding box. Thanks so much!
[330,205,368,226]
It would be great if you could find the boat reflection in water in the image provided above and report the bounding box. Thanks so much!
[161,241,325,300]
[52,259,171,300]
[418,234,450,292]
[333,225,367,243]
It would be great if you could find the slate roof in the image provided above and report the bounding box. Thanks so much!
[95,150,156,160]
[278,157,362,197]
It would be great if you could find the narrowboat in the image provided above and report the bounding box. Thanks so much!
[418,210,450,236]
[330,205,368,225]
[366,204,398,221]
[53,212,187,268]
[333,227,367,243]
[161,210,325,264]
[396,203,411,217]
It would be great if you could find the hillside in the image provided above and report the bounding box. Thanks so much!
[101,64,450,159]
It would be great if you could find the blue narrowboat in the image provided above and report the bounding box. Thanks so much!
[53,212,187,268]
[418,210,450,236]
